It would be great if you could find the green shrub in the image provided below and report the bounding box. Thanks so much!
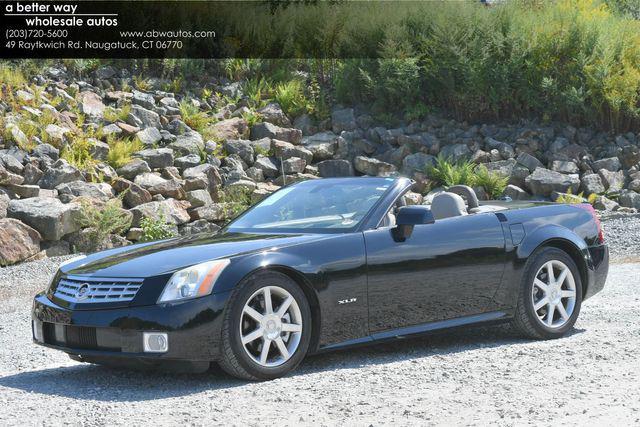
[77,197,132,251]
[61,136,96,172]
[427,156,477,188]
[474,165,509,199]
[274,79,309,117]
[107,135,142,169]
[220,187,253,217]
[0,65,26,88]
[103,104,131,123]
[179,100,211,132]
[556,188,598,204]
[140,215,178,242]
[244,77,273,108]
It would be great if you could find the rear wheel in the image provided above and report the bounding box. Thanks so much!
[512,247,583,339]
[218,271,312,380]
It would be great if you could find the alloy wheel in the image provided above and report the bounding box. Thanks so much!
[239,286,303,367]
[531,260,577,329]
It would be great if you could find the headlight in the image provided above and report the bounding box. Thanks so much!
[158,259,230,303]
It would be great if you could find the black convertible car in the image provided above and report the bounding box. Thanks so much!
[32,177,609,380]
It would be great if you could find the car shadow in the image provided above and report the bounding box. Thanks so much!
[0,325,585,402]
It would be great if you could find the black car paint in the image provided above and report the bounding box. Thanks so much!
[32,177,609,365]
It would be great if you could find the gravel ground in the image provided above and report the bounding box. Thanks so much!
[0,254,639,426]
[600,213,640,263]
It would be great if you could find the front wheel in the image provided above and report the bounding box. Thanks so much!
[512,247,583,339]
[218,270,312,380]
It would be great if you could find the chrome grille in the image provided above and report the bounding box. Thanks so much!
[53,276,143,304]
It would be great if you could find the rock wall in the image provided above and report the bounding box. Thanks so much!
[1,64,640,265]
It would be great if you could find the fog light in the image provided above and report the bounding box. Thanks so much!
[143,332,168,353]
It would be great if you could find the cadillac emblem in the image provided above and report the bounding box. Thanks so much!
[75,283,90,300]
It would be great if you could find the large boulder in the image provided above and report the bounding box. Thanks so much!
[354,156,396,177]
[331,108,357,133]
[317,159,354,177]
[402,153,436,175]
[598,169,625,192]
[7,197,81,240]
[131,104,161,128]
[592,157,621,172]
[136,127,162,146]
[484,159,530,188]
[209,117,249,140]
[182,163,222,200]
[116,159,151,179]
[131,90,156,109]
[186,189,213,208]
[272,140,313,163]
[130,199,191,227]
[0,218,41,266]
[78,91,105,118]
[551,160,579,174]
[147,179,186,200]
[134,148,175,169]
[301,132,338,162]
[251,122,302,144]
[440,144,471,163]
[516,152,543,173]
[579,173,606,195]
[189,203,233,222]
[56,181,115,203]
[618,190,640,209]
[224,140,254,164]
[619,145,640,169]
[134,172,167,190]
[257,103,291,127]
[111,177,152,208]
[0,194,9,218]
[524,167,580,196]
[282,157,307,174]
[38,159,83,189]
[253,156,280,178]
[168,132,205,156]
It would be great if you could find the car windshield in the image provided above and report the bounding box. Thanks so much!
[226,178,394,233]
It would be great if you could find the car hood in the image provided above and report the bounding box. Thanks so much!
[62,232,327,278]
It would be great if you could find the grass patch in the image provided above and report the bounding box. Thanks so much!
[107,135,142,169]
[77,196,132,251]
[140,215,178,242]
[274,79,309,117]
[103,104,131,123]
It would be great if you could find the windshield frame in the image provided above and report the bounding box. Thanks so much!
[223,178,403,234]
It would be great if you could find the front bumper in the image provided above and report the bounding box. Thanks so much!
[32,291,230,363]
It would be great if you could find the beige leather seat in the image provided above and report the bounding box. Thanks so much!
[431,192,468,220]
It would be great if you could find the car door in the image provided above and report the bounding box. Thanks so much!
[364,212,507,333]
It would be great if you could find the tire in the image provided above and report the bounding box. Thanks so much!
[512,247,583,340]
[218,270,312,380]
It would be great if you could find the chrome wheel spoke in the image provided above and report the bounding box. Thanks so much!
[546,304,555,326]
[555,267,569,287]
[556,303,570,321]
[546,262,556,283]
[263,287,273,314]
[534,297,549,311]
[561,289,576,298]
[274,337,289,359]
[242,328,263,345]
[281,322,302,333]
[276,296,293,317]
[259,339,271,364]
[534,279,549,293]
[243,306,264,322]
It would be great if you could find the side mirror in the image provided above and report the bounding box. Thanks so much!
[392,206,435,242]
